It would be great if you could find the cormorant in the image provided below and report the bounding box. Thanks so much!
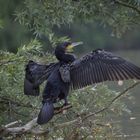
[24,42,140,125]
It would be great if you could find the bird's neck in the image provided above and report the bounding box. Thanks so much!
[55,50,75,63]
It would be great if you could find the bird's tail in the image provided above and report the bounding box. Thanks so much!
[37,100,54,125]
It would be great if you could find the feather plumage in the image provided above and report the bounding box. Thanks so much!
[70,49,140,89]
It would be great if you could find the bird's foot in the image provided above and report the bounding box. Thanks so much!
[54,103,71,111]
[62,102,70,107]
[54,104,72,114]
[54,106,62,110]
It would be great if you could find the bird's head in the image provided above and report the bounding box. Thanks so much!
[56,41,83,53]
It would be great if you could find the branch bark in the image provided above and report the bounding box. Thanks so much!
[4,120,22,128]
[0,105,72,137]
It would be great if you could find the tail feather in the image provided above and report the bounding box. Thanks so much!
[24,79,39,96]
[37,101,54,125]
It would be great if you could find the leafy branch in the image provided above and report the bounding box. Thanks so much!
[0,96,37,109]
[114,0,140,14]
[1,81,139,138]
[82,81,140,121]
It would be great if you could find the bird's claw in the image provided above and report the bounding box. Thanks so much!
[54,103,71,111]
[54,106,61,110]
[54,104,72,115]
[62,102,70,107]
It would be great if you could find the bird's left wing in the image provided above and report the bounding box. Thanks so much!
[24,60,57,96]
[70,49,140,90]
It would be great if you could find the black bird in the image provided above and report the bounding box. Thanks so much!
[24,42,140,124]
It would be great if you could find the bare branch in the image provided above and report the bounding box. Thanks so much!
[5,120,22,128]
[0,105,72,137]
[0,118,38,137]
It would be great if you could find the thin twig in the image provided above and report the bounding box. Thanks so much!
[0,59,27,66]
[5,120,22,128]
[82,81,140,121]
[0,60,15,66]
[0,96,38,109]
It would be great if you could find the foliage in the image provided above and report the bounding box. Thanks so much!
[1,0,140,52]
[15,0,140,38]
[0,0,31,52]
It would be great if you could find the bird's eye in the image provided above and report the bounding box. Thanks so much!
[65,42,71,48]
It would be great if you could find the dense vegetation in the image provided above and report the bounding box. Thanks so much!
[0,0,140,139]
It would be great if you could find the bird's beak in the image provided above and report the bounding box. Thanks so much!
[66,42,83,53]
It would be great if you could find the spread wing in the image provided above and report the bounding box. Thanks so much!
[24,60,58,96]
[70,49,140,90]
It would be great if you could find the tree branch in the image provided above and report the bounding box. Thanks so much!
[114,0,140,14]
[0,59,27,66]
[0,118,38,137]
[4,120,22,128]
[0,96,38,109]
[0,105,72,137]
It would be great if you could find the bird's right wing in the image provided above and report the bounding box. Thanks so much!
[70,49,140,90]
[24,60,57,96]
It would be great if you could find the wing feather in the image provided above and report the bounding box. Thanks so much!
[121,64,135,78]
[70,49,140,90]
[24,60,58,96]
[126,63,140,78]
